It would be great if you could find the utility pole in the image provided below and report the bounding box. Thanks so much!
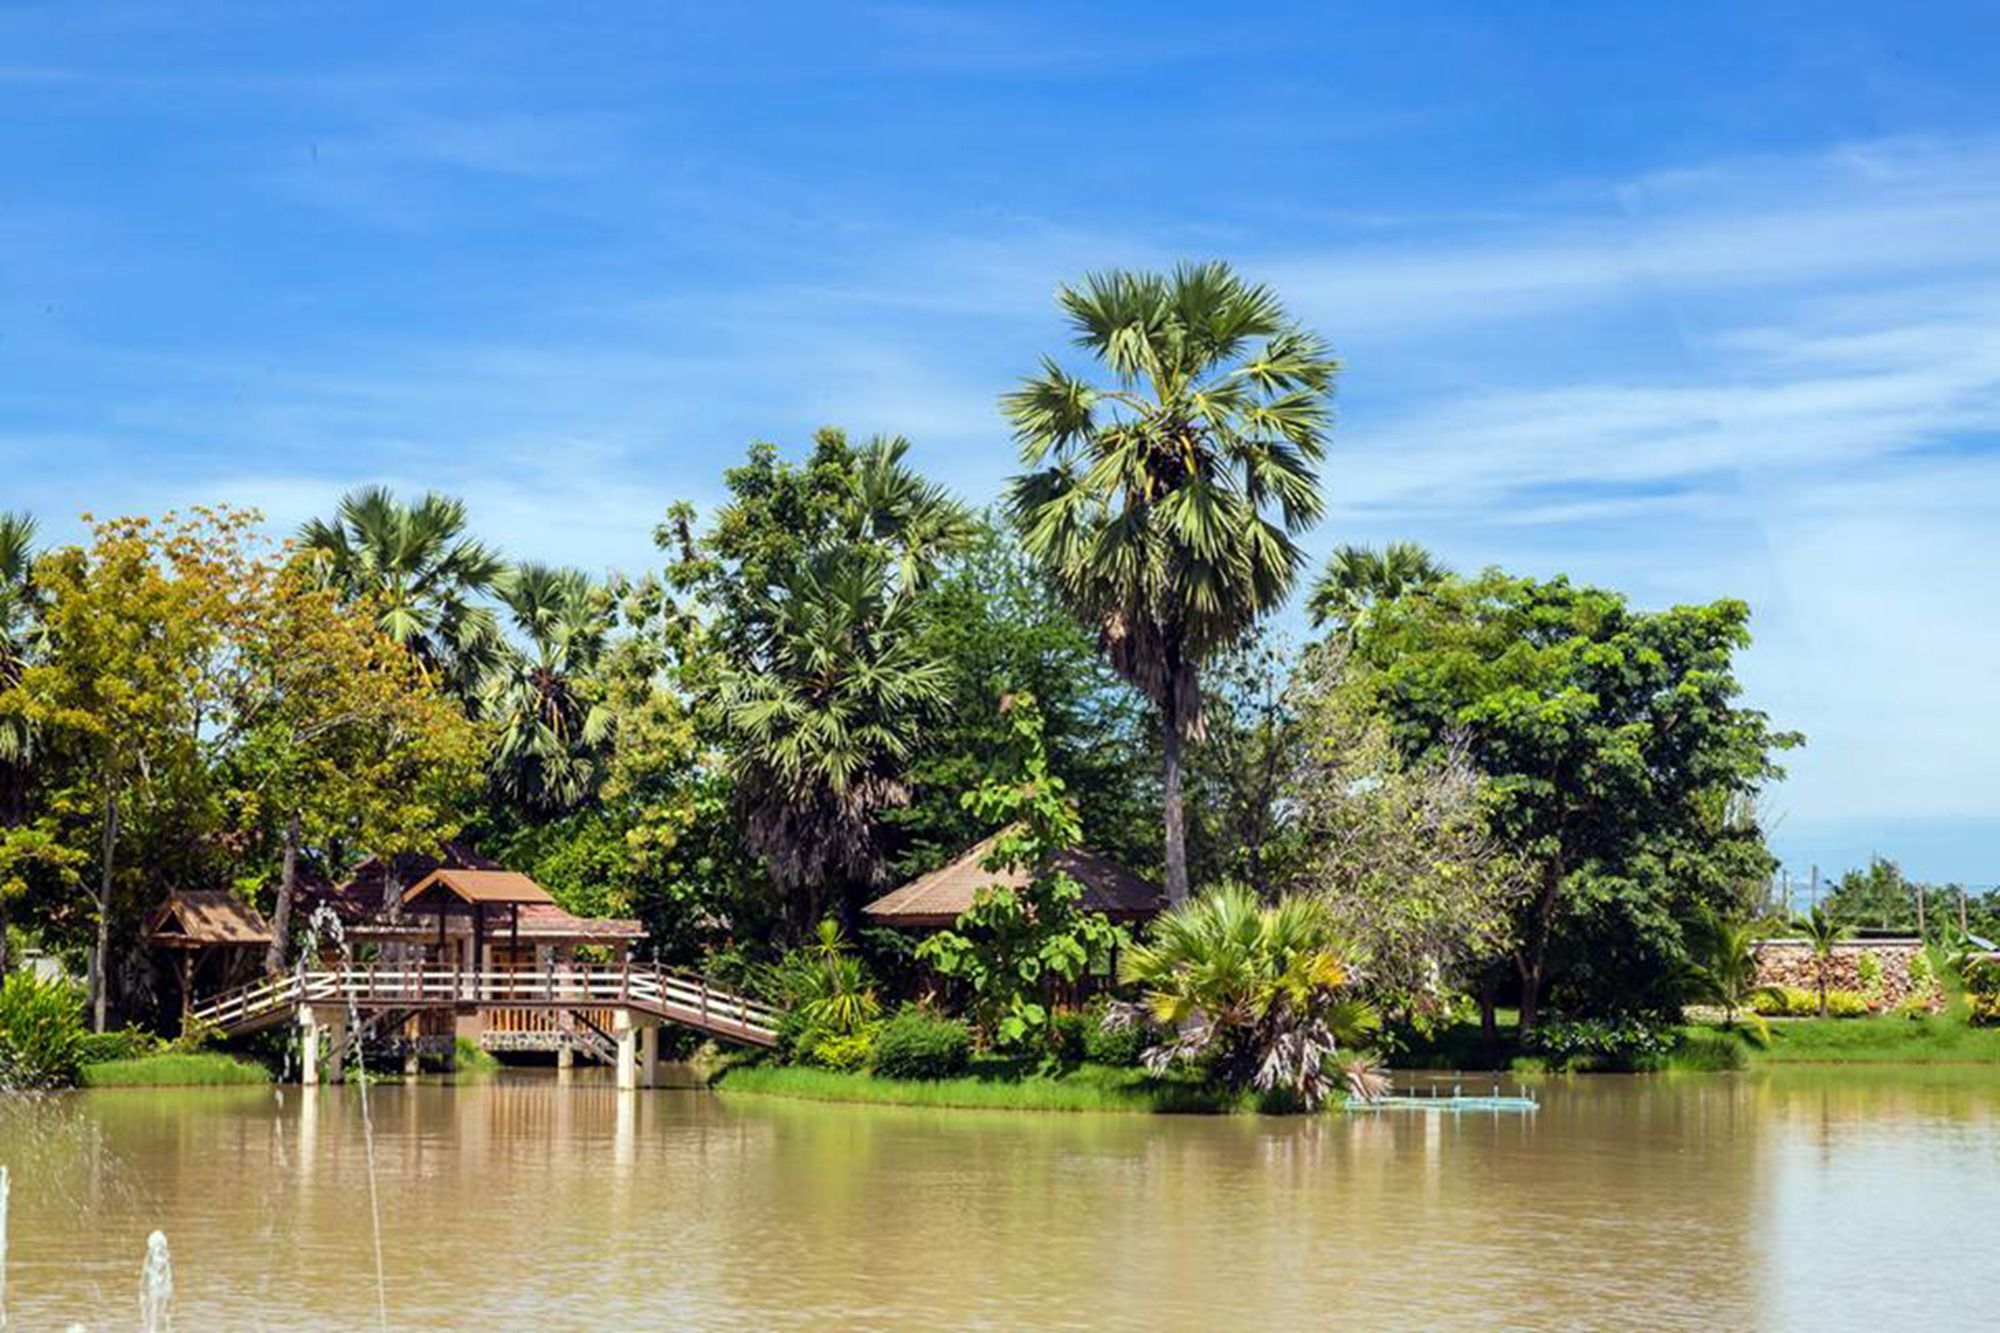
[1917,883,1927,940]
[1810,865,1820,911]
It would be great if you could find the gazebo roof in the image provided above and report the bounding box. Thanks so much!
[402,868,558,908]
[143,891,274,949]
[863,832,1165,929]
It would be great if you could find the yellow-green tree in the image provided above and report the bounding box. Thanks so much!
[231,560,486,973]
[13,510,255,1029]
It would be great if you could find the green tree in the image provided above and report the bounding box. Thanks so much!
[665,432,974,931]
[1354,571,1796,1030]
[15,511,253,1029]
[480,564,616,815]
[1286,642,1524,1034]
[895,517,1155,879]
[1306,541,1450,638]
[230,562,487,973]
[1183,631,1303,897]
[914,695,1127,1049]
[1117,885,1381,1109]
[1004,262,1338,903]
[0,511,41,825]
[299,487,504,697]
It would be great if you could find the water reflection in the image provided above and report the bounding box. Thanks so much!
[0,1069,1992,1329]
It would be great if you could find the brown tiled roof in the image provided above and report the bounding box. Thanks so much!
[863,831,1164,928]
[515,902,645,941]
[143,891,273,948]
[403,868,557,906]
[301,841,498,922]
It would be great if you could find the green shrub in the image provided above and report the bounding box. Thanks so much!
[1970,993,2000,1027]
[1855,952,1884,1000]
[1083,1000,1146,1067]
[1823,990,1871,1018]
[869,1008,972,1080]
[76,1028,161,1064]
[1525,1015,1675,1072]
[0,972,87,1088]
[81,1052,270,1087]
[807,1030,876,1073]
[1048,1011,1090,1068]
[1749,985,1873,1018]
[1671,1028,1749,1071]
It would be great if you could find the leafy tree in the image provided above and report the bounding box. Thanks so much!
[1183,631,1303,896]
[13,511,254,1029]
[1115,885,1381,1109]
[914,695,1128,1049]
[1285,643,1524,1033]
[1354,571,1797,1029]
[298,487,504,697]
[665,432,973,930]
[1794,904,1853,1018]
[480,564,615,814]
[1004,262,1338,903]
[229,561,486,972]
[895,517,1155,879]
[1306,541,1450,638]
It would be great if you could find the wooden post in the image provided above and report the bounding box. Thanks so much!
[1917,884,1927,939]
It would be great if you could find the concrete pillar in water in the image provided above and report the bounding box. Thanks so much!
[299,1009,322,1087]
[639,1022,659,1089]
[614,1008,638,1091]
[326,1013,350,1085]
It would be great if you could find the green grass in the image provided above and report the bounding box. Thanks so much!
[81,1051,272,1087]
[452,1036,500,1071]
[1751,1014,2000,1065]
[714,1061,1246,1114]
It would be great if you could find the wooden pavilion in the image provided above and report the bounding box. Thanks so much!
[142,890,274,1018]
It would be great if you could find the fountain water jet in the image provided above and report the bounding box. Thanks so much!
[139,1230,171,1332]
[303,905,390,1332]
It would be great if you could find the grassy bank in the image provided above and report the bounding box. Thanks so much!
[1752,1015,2000,1065]
[82,1051,272,1087]
[715,1062,1245,1114]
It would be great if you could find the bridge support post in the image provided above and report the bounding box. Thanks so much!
[326,1011,350,1085]
[639,1022,659,1089]
[614,1009,638,1091]
[299,1009,322,1087]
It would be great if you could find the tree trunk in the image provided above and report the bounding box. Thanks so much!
[1161,701,1189,905]
[90,787,119,1033]
[265,809,301,975]
[1477,977,1499,1049]
[1515,855,1565,1036]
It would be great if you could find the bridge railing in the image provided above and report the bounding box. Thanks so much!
[191,963,781,1040]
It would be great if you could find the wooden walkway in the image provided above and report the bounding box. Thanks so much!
[190,963,782,1048]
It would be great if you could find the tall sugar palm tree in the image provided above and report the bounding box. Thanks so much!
[721,548,950,930]
[1005,262,1338,902]
[1306,541,1451,637]
[480,564,616,814]
[298,487,504,697]
[0,511,41,823]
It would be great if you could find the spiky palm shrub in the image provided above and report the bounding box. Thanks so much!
[1117,885,1380,1108]
[1795,905,1854,1018]
[1005,263,1338,904]
[1681,909,1775,1045]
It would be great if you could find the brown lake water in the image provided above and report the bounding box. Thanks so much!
[2,1067,1997,1330]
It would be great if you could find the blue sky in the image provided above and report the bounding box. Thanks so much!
[5,3,1998,883]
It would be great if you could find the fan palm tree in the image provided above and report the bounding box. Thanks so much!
[1681,908,1774,1042]
[0,511,42,822]
[721,548,951,929]
[1005,262,1338,903]
[1795,904,1854,1018]
[1118,884,1380,1107]
[298,487,504,697]
[1306,541,1451,637]
[479,564,616,813]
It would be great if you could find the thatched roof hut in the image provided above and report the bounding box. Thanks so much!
[863,832,1165,930]
[143,891,273,950]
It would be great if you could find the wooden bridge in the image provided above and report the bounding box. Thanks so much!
[190,963,781,1088]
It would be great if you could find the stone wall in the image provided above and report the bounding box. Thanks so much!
[1751,939,1934,1011]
